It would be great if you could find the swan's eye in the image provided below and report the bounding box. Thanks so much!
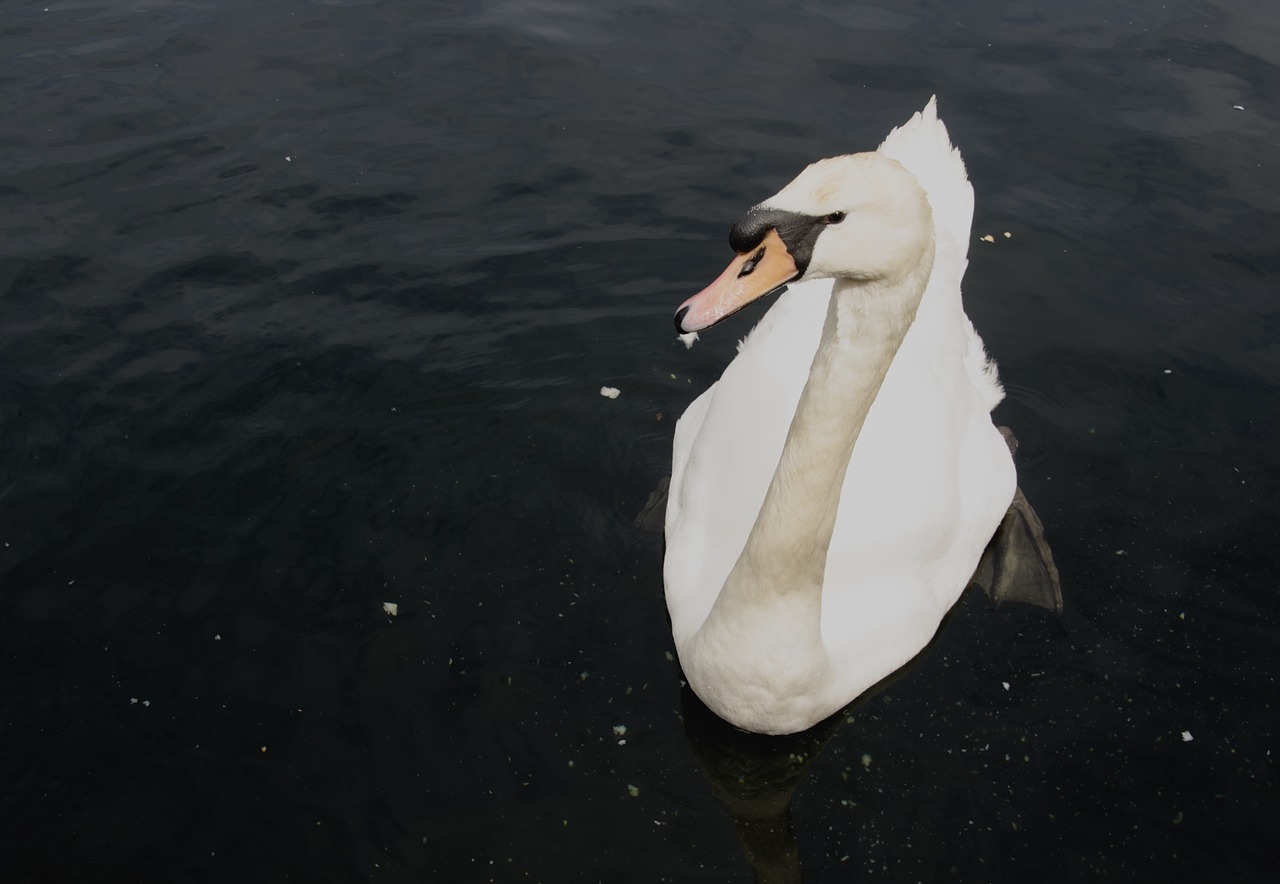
[824,212,846,224]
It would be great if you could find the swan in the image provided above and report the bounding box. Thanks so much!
[664,97,1017,735]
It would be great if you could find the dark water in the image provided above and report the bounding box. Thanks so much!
[3,1,1278,881]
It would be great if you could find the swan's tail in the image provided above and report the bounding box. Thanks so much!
[877,96,974,257]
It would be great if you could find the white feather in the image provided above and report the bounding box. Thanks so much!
[664,98,1016,734]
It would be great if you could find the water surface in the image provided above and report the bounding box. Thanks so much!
[2,1,1278,880]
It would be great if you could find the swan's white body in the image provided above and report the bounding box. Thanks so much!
[664,99,1016,734]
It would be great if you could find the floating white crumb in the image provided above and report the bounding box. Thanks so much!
[1002,231,1012,238]
[1233,105,1244,110]
[627,784,639,797]
[1002,681,1010,691]
[382,601,399,617]
[1181,730,1193,742]
[980,234,995,243]
[612,724,627,736]
[678,331,699,349]
[861,753,872,770]
[599,386,620,399]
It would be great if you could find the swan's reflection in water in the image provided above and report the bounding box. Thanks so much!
[677,453,1063,882]
[682,684,843,884]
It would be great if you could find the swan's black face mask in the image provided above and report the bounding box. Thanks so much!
[673,207,843,334]
[729,207,831,280]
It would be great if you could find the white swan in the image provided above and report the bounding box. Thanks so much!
[664,98,1016,735]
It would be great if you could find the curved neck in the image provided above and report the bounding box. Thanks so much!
[711,247,934,631]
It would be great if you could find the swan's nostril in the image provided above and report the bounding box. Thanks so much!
[738,247,766,278]
[674,305,691,333]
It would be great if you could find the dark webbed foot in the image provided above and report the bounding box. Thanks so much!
[971,427,1064,614]
[634,475,670,533]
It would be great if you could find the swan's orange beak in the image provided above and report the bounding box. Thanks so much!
[675,228,800,334]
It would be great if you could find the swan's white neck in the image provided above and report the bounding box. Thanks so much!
[688,243,934,732]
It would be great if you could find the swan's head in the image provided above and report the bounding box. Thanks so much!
[675,151,933,333]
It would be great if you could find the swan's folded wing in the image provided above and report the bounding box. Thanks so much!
[877,96,974,265]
